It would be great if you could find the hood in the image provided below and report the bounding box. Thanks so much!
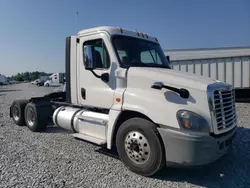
[126,67,219,91]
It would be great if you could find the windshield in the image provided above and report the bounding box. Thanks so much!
[112,35,171,69]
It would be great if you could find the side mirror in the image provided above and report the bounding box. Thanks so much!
[166,55,170,62]
[83,45,96,70]
[166,56,173,69]
[101,73,109,82]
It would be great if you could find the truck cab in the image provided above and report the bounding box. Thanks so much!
[10,26,237,177]
[44,73,63,87]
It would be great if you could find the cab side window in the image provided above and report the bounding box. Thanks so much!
[84,39,110,69]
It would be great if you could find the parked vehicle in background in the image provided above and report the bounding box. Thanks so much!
[37,75,49,86]
[37,80,46,86]
[0,74,9,85]
[40,75,49,82]
[30,79,40,85]
[44,73,64,87]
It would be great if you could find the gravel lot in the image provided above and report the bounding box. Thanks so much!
[0,83,250,188]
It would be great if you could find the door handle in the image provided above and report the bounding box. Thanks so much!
[81,88,86,100]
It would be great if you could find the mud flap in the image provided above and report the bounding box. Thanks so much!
[9,106,12,118]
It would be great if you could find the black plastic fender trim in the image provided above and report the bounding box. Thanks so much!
[9,106,12,118]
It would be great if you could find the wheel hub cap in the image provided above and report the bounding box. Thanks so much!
[124,131,150,164]
[27,108,35,126]
[13,105,20,121]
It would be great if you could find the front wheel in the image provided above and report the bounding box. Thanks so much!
[116,117,165,177]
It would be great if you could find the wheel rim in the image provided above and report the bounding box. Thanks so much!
[12,104,20,121]
[26,108,35,126]
[124,131,150,164]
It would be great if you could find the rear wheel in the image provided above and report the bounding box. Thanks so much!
[24,102,50,132]
[116,117,165,177]
[45,83,49,87]
[11,100,29,126]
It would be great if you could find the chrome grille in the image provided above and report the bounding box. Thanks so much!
[213,88,236,131]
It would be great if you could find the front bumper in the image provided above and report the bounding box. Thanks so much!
[157,126,237,166]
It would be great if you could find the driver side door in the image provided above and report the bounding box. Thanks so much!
[77,33,116,109]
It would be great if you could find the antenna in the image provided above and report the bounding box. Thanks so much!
[76,11,79,33]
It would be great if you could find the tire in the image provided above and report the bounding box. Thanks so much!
[116,117,165,177]
[24,102,50,132]
[10,99,29,126]
[45,83,49,87]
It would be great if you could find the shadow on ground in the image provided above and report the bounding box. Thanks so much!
[0,89,22,93]
[44,125,72,134]
[96,127,250,188]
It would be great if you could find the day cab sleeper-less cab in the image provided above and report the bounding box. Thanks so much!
[10,26,237,176]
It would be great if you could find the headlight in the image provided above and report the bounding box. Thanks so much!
[176,110,210,133]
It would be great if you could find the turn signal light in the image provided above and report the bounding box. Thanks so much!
[183,120,189,128]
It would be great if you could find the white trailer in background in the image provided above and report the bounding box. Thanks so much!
[164,46,250,101]
[40,75,49,82]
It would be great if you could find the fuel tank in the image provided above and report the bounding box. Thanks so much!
[52,106,82,132]
[53,106,108,140]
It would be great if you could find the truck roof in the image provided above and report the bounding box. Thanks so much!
[77,26,159,43]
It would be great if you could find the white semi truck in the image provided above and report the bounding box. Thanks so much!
[9,26,237,176]
[44,73,64,87]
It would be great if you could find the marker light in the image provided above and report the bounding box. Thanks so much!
[183,120,190,128]
[119,27,123,33]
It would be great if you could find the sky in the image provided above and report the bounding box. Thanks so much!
[0,0,249,76]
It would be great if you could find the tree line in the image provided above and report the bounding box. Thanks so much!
[10,71,53,81]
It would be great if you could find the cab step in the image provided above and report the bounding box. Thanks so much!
[73,133,106,145]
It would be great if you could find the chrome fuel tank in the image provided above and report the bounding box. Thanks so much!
[52,106,82,132]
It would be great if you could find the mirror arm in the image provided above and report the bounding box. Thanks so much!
[90,70,101,79]
[88,70,109,82]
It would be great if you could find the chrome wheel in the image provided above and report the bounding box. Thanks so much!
[124,131,150,164]
[12,104,20,121]
[26,108,35,127]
